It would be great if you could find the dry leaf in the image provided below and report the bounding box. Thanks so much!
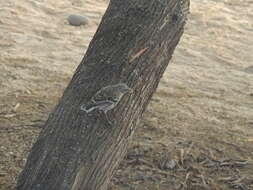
[13,103,20,112]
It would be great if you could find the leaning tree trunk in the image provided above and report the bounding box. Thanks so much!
[17,0,190,189]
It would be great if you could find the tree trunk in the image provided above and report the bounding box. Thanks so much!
[17,0,190,189]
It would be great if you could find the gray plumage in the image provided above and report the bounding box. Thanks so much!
[80,83,133,124]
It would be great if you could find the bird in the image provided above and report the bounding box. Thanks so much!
[80,83,133,125]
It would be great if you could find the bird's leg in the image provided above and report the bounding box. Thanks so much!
[103,111,113,127]
[92,101,115,127]
[96,109,112,127]
[99,110,113,127]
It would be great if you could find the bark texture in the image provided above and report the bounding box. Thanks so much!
[17,0,190,189]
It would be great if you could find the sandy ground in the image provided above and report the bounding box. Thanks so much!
[0,0,253,189]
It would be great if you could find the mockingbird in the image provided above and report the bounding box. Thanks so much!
[81,83,133,125]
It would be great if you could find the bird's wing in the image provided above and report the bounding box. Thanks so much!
[81,100,115,113]
[107,96,119,103]
[92,89,108,102]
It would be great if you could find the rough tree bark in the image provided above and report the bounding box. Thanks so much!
[17,0,190,189]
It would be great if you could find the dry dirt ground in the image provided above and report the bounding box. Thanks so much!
[0,0,253,189]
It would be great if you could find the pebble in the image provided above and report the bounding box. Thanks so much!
[244,65,253,74]
[67,14,89,26]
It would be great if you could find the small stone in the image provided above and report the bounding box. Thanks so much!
[244,65,253,74]
[67,14,89,26]
[166,159,177,170]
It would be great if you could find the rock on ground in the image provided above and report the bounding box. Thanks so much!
[67,14,89,26]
